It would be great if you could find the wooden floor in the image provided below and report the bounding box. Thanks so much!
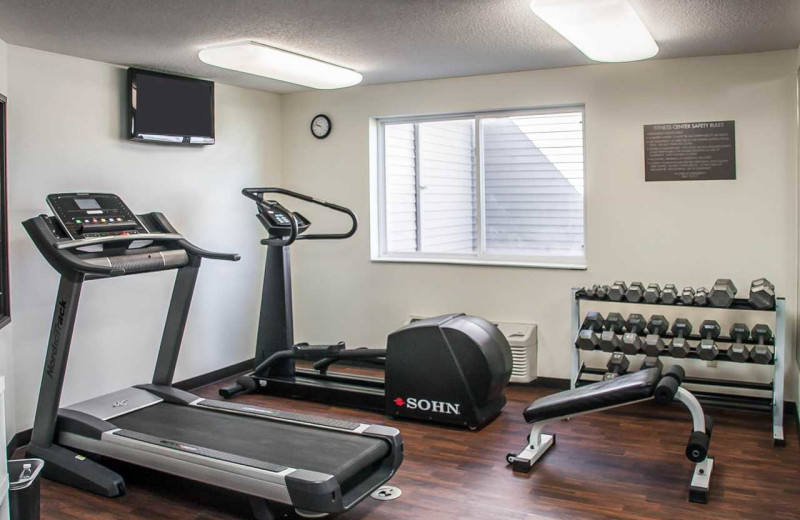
[35,372,799,520]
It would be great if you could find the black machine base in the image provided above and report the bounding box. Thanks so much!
[227,312,514,430]
[250,371,386,413]
[26,443,126,498]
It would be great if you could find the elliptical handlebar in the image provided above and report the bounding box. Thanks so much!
[242,187,358,242]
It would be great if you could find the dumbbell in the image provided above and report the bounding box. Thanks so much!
[584,285,598,298]
[625,282,645,303]
[643,283,661,304]
[680,287,695,306]
[694,287,709,306]
[608,281,628,302]
[641,356,663,371]
[642,315,669,357]
[727,323,751,362]
[751,324,773,364]
[709,279,737,308]
[596,284,610,299]
[621,313,646,355]
[697,320,721,360]
[668,318,693,358]
[660,284,678,305]
[749,278,775,310]
[599,313,625,352]
[576,312,604,350]
[604,352,630,380]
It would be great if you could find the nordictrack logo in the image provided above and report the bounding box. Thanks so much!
[392,397,461,415]
[46,299,67,378]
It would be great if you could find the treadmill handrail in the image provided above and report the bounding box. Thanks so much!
[242,187,358,241]
[25,210,239,279]
[149,212,241,261]
[178,239,241,261]
[54,233,184,250]
[23,216,125,277]
[66,251,125,277]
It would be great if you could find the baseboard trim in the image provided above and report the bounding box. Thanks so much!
[173,359,253,391]
[515,377,571,390]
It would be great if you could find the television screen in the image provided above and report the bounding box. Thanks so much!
[128,68,215,145]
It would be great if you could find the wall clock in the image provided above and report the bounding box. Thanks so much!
[311,114,332,139]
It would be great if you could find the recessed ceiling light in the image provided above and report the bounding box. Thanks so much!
[530,0,658,62]
[198,41,363,89]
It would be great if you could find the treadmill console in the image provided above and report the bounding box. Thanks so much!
[258,200,310,236]
[47,193,148,240]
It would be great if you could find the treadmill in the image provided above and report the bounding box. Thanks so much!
[23,193,403,519]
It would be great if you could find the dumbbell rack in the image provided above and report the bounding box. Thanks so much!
[569,288,786,445]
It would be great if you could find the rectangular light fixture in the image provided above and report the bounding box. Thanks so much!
[530,0,658,62]
[199,41,363,89]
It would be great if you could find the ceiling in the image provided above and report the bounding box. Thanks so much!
[0,0,797,94]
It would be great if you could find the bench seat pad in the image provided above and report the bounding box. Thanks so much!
[523,368,661,423]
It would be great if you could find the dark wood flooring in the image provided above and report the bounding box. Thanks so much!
[33,371,799,520]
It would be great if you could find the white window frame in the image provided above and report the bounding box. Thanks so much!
[371,105,587,270]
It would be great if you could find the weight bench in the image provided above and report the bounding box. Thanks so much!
[507,366,715,503]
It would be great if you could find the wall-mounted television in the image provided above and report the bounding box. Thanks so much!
[128,68,215,145]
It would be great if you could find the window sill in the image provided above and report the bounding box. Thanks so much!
[0,316,10,332]
[371,255,588,270]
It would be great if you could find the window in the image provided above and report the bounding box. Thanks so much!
[374,107,586,268]
[0,94,9,327]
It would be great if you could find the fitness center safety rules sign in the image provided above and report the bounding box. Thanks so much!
[644,120,735,181]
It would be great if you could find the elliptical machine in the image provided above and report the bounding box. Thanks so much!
[221,187,513,430]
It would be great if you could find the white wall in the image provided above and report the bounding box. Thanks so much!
[0,37,7,95]
[2,46,798,441]
[796,44,800,420]
[280,50,799,397]
[0,36,14,443]
[7,45,281,432]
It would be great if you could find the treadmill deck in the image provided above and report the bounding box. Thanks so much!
[110,402,390,484]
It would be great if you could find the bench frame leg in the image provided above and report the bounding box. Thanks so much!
[675,387,714,503]
[675,387,706,433]
[507,423,555,473]
[689,457,714,504]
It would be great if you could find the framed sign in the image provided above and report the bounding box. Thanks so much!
[644,120,735,181]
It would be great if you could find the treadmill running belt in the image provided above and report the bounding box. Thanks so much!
[110,403,389,484]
